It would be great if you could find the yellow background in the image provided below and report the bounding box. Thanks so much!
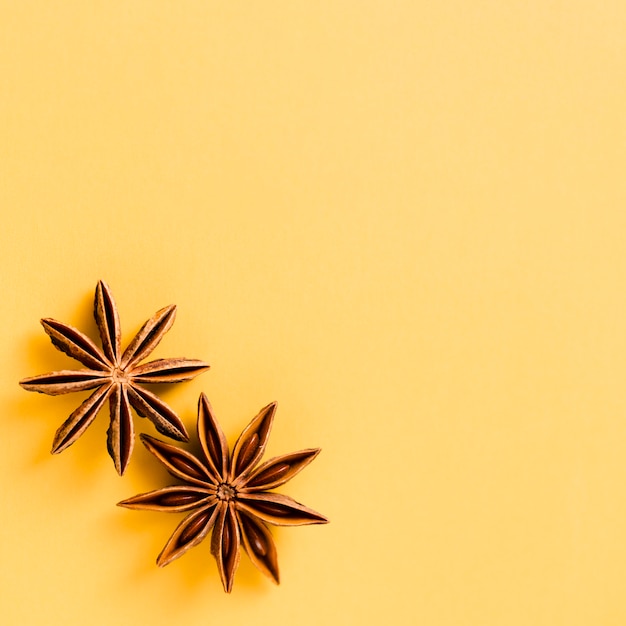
[2,2,626,624]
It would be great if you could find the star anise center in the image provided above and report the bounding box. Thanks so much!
[111,367,129,384]
[216,482,237,502]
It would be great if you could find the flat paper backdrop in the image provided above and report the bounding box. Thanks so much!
[2,2,626,624]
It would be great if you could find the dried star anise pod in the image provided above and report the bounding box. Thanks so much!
[118,393,328,592]
[19,281,210,475]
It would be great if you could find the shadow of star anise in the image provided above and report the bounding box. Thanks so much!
[19,280,210,475]
[118,393,328,592]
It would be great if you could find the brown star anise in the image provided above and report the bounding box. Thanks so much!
[118,393,328,592]
[19,281,210,475]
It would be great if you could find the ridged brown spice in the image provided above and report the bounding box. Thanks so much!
[118,394,328,592]
[20,280,210,474]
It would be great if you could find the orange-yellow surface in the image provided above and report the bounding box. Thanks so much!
[2,2,626,624]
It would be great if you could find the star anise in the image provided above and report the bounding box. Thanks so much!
[118,393,328,592]
[19,281,210,475]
